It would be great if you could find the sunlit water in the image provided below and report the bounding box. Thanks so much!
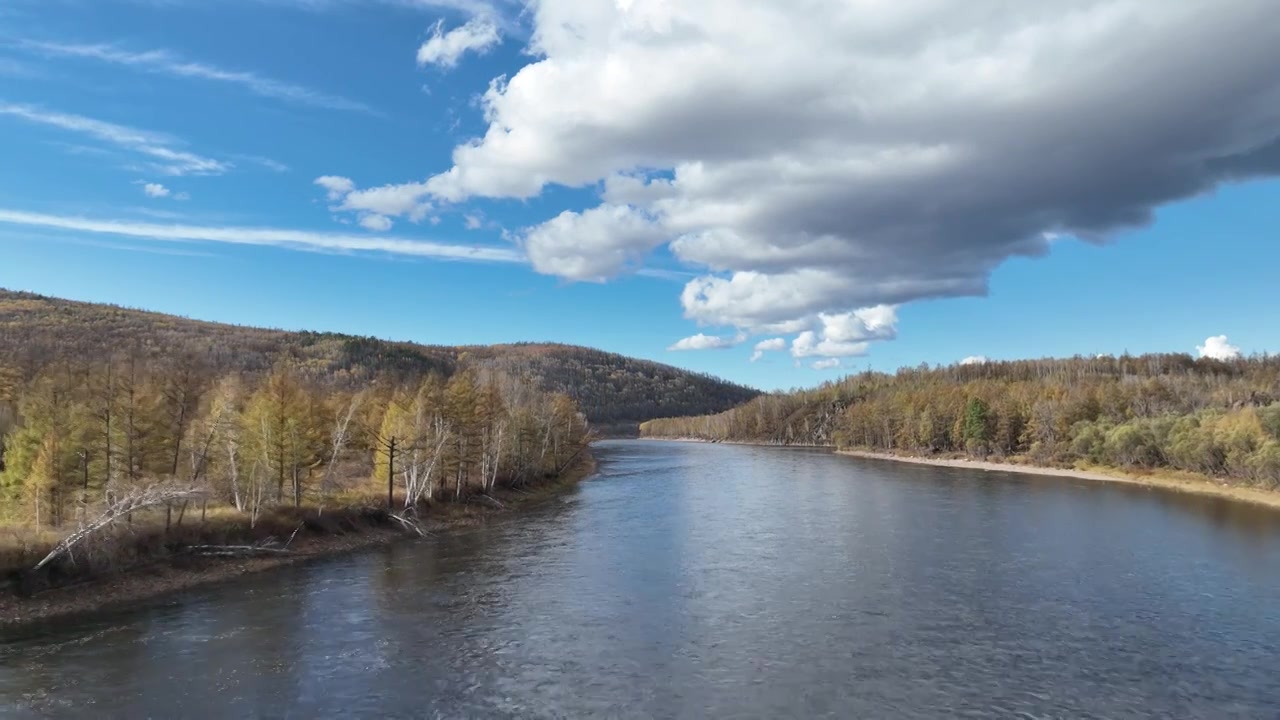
[3,440,1280,718]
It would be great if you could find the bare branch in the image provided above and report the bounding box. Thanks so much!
[33,483,208,571]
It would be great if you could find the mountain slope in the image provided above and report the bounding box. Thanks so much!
[0,289,759,435]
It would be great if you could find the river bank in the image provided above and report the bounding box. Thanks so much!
[642,437,1280,510]
[837,449,1280,510]
[0,453,596,631]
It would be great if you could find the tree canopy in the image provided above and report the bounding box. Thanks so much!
[641,354,1280,489]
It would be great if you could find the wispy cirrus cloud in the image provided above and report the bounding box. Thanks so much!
[20,40,377,114]
[0,102,229,176]
[0,56,40,77]
[0,208,523,263]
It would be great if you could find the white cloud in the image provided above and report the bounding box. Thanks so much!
[0,103,228,176]
[248,156,290,173]
[811,358,841,371]
[960,355,989,366]
[378,0,1280,354]
[359,213,394,232]
[667,333,742,351]
[173,192,191,201]
[0,208,523,263]
[463,213,484,230]
[315,175,356,201]
[342,183,433,220]
[1196,335,1242,360]
[417,18,501,68]
[142,182,171,198]
[22,41,375,113]
[315,176,434,225]
[127,207,187,221]
[791,331,869,359]
[523,204,666,282]
[749,337,786,362]
[818,306,898,343]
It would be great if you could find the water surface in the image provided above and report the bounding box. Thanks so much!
[3,440,1279,718]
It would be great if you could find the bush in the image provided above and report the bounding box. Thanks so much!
[1070,420,1110,464]
[1103,422,1162,468]
[1247,442,1280,489]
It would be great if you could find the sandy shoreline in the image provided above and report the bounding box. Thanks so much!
[0,453,597,631]
[837,450,1280,510]
[643,437,1280,510]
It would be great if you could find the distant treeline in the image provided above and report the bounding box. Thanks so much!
[0,289,759,435]
[641,354,1280,488]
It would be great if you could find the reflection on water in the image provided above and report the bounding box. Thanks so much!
[2,440,1279,718]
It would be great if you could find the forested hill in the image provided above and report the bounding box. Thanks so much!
[641,354,1280,488]
[0,289,758,435]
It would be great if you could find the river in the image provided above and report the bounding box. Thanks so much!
[3,440,1280,718]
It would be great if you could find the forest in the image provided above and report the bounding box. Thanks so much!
[0,344,592,591]
[0,289,760,436]
[641,354,1280,489]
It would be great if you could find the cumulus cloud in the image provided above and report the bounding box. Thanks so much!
[359,213,394,232]
[523,204,666,282]
[316,176,433,226]
[21,41,376,113]
[1197,335,1242,360]
[960,356,989,366]
[783,306,899,359]
[791,331,869,360]
[811,359,841,371]
[315,175,355,201]
[142,182,170,198]
[389,0,1280,353]
[667,333,743,351]
[417,18,501,68]
[819,306,898,343]
[750,337,786,362]
[0,102,228,176]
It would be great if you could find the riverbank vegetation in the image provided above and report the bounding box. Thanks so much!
[0,350,592,599]
[641,354,1280,490]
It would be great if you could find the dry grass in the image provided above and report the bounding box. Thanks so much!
[1,503,395,598]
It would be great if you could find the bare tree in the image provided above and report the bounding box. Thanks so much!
[34,482,208,571]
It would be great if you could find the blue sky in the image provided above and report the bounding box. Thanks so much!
[1,0,1277,391]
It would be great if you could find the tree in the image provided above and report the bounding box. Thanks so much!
[242,365,309,506]
[444,371,479,499]
[157,354,208,476]
[1,370,81,525]
[962,397,991,456]
[0,364,19,471]
[477,382,508,493]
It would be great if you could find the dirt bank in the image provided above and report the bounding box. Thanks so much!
[0,453,596,631]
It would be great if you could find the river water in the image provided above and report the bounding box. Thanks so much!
[2,440,1280,718]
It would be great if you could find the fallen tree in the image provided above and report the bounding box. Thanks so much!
[33,483,209,571]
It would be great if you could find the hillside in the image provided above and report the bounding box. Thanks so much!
[0,289,758,435]
[641,354,1280,488]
